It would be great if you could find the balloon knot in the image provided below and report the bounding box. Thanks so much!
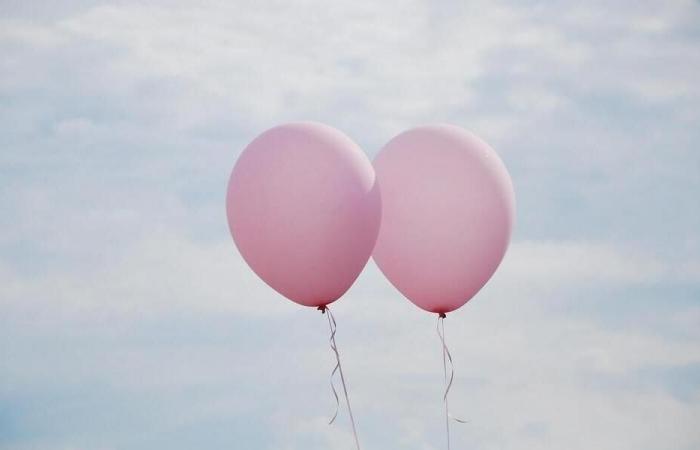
[317,305,327,314]
[439,312,447,319]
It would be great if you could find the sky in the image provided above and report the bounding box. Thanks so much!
[1,0,699,449]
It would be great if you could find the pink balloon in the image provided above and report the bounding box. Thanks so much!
[226,122,381,308]
[372,125,515,314]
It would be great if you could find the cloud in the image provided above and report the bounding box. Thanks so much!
[503,240,695,288]
[1,0,699,449]
[2,235,699,449]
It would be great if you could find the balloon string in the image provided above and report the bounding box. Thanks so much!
[320,306,361,450]
[437,314,467,450]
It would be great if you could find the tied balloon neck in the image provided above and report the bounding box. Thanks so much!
[439,312,447,319]
[318,305,328,314]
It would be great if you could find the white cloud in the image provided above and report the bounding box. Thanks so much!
[2,236,699,449]
[1,0,699,449]
[504,240,668,287]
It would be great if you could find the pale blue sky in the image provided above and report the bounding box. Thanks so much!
[1,1,699,449]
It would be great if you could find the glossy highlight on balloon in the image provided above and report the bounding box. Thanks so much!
[372,124,515,314]
[226,122,381,308]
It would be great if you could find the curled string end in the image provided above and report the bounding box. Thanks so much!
[324,306,339,425]
[322,306,362,450]
[449,414,469,424]
[437,315,467,426]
